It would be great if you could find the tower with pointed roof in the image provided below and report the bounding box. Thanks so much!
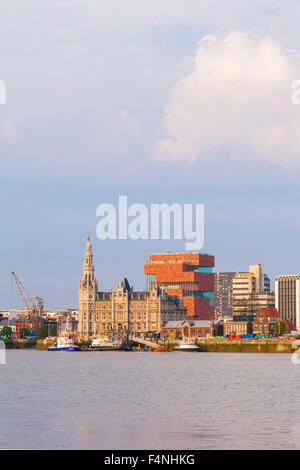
[78,231,98,336]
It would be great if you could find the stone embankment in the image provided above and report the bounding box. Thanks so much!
[195,339,293,353]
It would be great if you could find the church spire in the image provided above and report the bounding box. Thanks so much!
[79,230,98,337]
[85,228,92,253]
[81,229,97,291]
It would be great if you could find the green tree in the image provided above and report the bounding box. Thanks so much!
[20,327,29,337]
[273,321,286,335]
[0,326,13,337]
[36,327,48,339]
[49,325,57,337]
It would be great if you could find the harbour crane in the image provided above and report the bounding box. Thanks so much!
[11,272,44,317]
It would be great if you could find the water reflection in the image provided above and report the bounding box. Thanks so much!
[0,350,298,449]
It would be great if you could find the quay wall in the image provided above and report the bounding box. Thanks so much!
[196,340,293,353]
[36,339,55,350]
[5,338,36,349]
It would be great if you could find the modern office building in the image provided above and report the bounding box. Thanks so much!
[275,275,300,331]
[246,292,275,316]
[249,264,265,292]
[144,252,215,320]
[78,236,187,337]
[232,272,256,317]
[232,265,275,319]
[264,274,271,293]
[213,272,235,319]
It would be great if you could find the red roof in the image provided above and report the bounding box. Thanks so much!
[259,307,280,319]
[284,320,296,331]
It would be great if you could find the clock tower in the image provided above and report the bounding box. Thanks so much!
[78,231,98,336]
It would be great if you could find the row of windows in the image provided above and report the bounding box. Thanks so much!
[96,303,158,309]
[98,323,149,330]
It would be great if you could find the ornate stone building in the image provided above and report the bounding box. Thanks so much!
[78,234,98,337]
[78,235,187,337]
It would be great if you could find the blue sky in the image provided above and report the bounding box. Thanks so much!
[1,1,300,309]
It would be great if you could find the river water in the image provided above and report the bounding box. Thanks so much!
[0,350,299,449]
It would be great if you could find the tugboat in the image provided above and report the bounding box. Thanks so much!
[48,336,80,351]
[48,316,80,351]
[173,338,200,351]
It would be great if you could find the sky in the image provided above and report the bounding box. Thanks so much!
[1,0,300,309]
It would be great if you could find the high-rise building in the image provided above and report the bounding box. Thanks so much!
[78,236,187,337]
[232,265,275,320]
[264,274,271,293]
[144,252,215,320]
[232,272,256,317]
[242,292,275,317]
[249,264,265,292]
[275,275,300,331]
[213,272,235,319]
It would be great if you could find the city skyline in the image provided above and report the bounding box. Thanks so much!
[2,2,300,308]
[5,231,298,311]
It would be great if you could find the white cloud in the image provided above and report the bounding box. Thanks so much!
[155,30,300,168]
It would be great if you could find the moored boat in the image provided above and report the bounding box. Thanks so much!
[48,336,80,351]
[90,335,123,351]
[173,339,200,351]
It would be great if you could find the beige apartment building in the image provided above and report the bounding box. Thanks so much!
[78,236,187,337]
[249,264,265,292]
[232,265,274,318]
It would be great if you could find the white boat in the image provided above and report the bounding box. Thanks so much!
[173,339,200,351]
[48,336,80,351]
[49,316,79,351]
[90,336,123,350]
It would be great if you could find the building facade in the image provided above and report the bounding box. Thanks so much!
[15,316,44,334]
[160,320,223,338]
[232,272,256,316]
[232,265,275,319]
[78,237,187,337]
[249,264,265,292]
[213,272,235,319]
[252,307,280,335]
[223,321,253,336]
[264,274,271,293]
[144,252,215,320]
[275,275,300,331]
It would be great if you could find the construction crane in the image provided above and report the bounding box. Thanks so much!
[11,272,44,317]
